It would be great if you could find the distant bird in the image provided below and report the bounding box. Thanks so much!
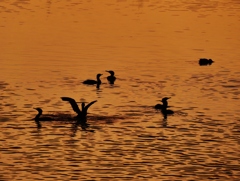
[34,108,54,122]
[61,97,97,122]
[199,58,214,66]
[83,74,102,85]
[106,70,116,84]
[154,97,171,110]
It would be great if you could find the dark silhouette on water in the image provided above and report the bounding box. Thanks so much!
[161,108,174,115]
[61,97,97,124]
[106,70,116,84]
[154,97,174,119]
[34,108,54,122]
[81,101,97,117]
[83,73,102,85]
[33,107,55,129]
[154,97,171,110]
[161,107,174,120]
[199,58,214,66]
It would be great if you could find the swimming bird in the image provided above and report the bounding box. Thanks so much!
[106,70,116,84]
[34,108,54,122]
[61,97,97,122]
[154,97,171,110]
[199,58,214,66]
[83,74,102,85]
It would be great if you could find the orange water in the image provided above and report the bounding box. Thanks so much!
[0,1,240,180]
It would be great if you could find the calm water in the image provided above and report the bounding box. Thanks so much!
[1,0,240,180]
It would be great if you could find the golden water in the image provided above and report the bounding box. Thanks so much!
[0,0,240,180]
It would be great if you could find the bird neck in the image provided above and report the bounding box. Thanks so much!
[35,111,42,120]
[97,76,101,83]
[81,103,85,112]
[162,101,168,107]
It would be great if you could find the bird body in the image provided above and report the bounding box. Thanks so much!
[83,80,98,84]
[83,74,102,85]
[161,107,174,119]
[161,108,174,115]
[199,58,214,66]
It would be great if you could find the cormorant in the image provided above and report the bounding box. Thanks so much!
[106,70,116,84]
[61,97,97,122]
[34,108,54,122]
[199,58,214,66]
[154,97,171,110]
[83,74,102,85]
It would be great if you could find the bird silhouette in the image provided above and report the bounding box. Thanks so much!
[106,70,116,84]
[154,97,171,110]
[83,74,102,85]
[199,58,214,66]
[34,108,54,122]
[61,97,97,123]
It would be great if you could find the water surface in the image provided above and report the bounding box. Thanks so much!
[0,0,240,180]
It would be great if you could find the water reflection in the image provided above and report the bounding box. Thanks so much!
[162,116,168,128]
[70,121,94,137]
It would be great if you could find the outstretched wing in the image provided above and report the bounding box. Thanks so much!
[61,97,81,115]
[83,100,97,113]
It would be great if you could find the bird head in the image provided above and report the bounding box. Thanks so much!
[97,73,103,77]
[161,97,171,102]
[34,107,43,113]
[106,70,115,75]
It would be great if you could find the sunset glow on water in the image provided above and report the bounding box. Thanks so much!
[0,1,240,180]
